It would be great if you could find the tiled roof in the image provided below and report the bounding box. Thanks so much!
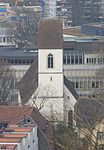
[64,75,79,100]
[0,144,17,149]
[16,58,38,104]
[3,134,27,138]
[0,106,33,124]
[0,138,21,143]
[38,18,63,49]
[0,106,53,143]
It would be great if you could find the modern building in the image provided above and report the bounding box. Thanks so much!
[0,28,15,47]
[71,0,104,26]
[63,27,104,98]
[81,23,104,36]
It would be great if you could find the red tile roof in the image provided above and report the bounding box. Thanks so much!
[0,106,53,144]
[0,106,33,124]
[0,144,17,150]
[0,138,21,143]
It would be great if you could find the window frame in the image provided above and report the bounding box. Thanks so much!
[47,53,53,69]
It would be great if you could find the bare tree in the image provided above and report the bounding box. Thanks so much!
[12,7,41,48]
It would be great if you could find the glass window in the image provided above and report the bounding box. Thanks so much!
[76,81,79,88]
[88,81,91,89]
[79,53,82,64]
[92,81,96,88]
[96,81,99,88]
[3,38,5,43]
[86,58,88,63]
[67,54,70,64]
[19,59,22,64]
[75,53,78,64]
[84,81,87,89]
[11,59,14,64]
[71,52,74,64]
[63,53,66,64]
[27,59,30,64]
[80,81,83,88]
[94,58,96,64]
[15,59,18,64]
[97,132,104,140]
[23,59,26,64]
[48,54,53,68]
[89,58,92,64]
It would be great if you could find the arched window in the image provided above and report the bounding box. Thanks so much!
[48,53,53,68]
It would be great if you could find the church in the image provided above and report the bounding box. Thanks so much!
[16,18,78,122]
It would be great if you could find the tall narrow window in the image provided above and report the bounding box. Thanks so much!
[48,54,53,68]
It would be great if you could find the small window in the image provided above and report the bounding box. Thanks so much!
[97,132,104,140]
[48,54,53,68]
[27,119,31,123]
[33,140,35,143]
[50,77,52,81]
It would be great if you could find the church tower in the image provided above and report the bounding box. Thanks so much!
[38,18,64,118]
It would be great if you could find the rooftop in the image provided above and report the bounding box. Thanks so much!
[0,47,37,57]
[0,144,17,149]
[63,27,104,42]
[0,106,53,144]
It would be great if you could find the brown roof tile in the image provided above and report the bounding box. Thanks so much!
[0,106,33,124]
[0,144,17,149]
[4,134,27,138]
[0,138,21,143]
[38,18,63,49]
[0,106,53,144]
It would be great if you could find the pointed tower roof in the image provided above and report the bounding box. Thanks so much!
[38,18,63,49]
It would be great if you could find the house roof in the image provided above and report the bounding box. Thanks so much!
[16,57,38,104]
[0,106,53,143]
[64,75,79,100]
[0,138,21,143]
[75,97,104,128]
[0,145,17,150]
[0,47,37,57]
[38,18,63,49]
[3,134,27,138]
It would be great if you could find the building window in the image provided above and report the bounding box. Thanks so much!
[48,54,53,68]
[97,132,104,140]
[3,38,5,43]
[50,77,52,81]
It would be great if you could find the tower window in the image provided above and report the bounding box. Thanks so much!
[48,53,53,68]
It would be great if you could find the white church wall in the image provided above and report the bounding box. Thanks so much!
[63,85,77,122]
[38,49,63,73]
[38,74,63,97]
[28,89,64,120]
[37,97,64,120]
[38,48,63,97]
